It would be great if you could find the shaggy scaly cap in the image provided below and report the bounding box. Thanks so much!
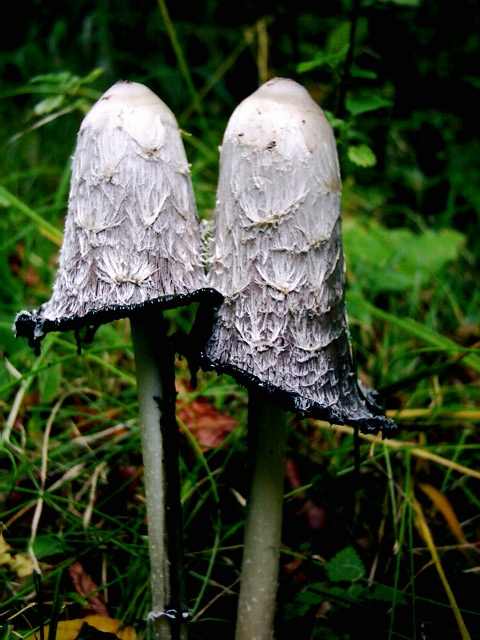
[15,81,220,348]
[205,78,395,435]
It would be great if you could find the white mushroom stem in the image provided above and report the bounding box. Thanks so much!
[131,311,187,640]
[235,393,288,640]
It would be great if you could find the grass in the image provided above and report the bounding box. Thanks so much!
[1,2,480,639]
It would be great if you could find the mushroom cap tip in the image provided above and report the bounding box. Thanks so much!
[82,80,177,131]
[223,76,336,158]
[256,77,316,102]
[100,80,163,105]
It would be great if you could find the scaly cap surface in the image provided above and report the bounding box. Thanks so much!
[15,81,220,347]
[205,78,395,435]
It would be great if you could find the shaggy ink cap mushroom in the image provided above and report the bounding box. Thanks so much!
[204,77,395,436]
[13,80,220,636]
[14,80,221,349]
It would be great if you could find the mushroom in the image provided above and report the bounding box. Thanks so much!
[203,77,396,639]
[14,80,221,640]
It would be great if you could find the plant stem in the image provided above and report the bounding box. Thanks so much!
[235,393,288,640]
[336,0,362,118]
[131,311,188,640]
[156,0,204,124]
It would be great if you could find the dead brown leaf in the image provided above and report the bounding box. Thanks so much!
[176,390,237,451]
[68,561,109,617]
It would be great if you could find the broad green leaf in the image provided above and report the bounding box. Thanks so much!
[343,219,465,294]
[326,21,352,56]
[350,65,377,80]
[38,360,62,404]
[81,67,104,84]
[34,94,65,116]
[365,583,407,604]
[297,46,349,74]
[327,546,365,582]
[346,93,393,115]
[29,71,72,85]
[0,190,12,207]
[31,534,70,560]
[347,144,377,167]
[326,17,369,57]
[325,585,361,607]
[283,601,312,619]
[313,628,341,639]
[379,0,420,5]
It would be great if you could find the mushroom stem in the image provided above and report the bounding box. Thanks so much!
[235,392,288,640]
[131,311,188,640]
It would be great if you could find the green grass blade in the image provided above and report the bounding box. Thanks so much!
[0,186,63,246]
[348,294,480,372]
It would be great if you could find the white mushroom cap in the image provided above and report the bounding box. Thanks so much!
[15,81,221,346]
[205,78,395,434]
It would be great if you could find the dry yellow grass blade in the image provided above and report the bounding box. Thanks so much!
[387,408,480,421]
[312,421,480,481]
[418,482,468,546]
[412,498,471,640]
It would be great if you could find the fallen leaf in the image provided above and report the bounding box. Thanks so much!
[285,457,304,494]
[68,562,109,617]
[26,616,136,640]
[176,391,237,451]
[284,458,327,534]
[0,532,35,577]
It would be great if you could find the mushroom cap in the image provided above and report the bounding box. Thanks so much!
[15,81,221,346]
[204,78,395,435]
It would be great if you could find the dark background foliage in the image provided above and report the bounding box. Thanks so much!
[3,0,480,247]
[1,1,480,639]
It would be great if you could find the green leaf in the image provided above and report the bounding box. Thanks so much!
[346,93,393,115]
[350,65,378,80]
[343,219,465,294]
[283,601,312,619]
[379,0,420,5]
[31,534,72,560]
[326,21,351,56]
[326,17,368,57]
[313,627,341,639]
[365,583,407,605]
[295,582,325,599]
[80,68,105,84]
[325,584,364,607]
[347,144,377,168]
[0,623,16,640]
[29,71,72,85]
[38,361,62,405]
[327,547,365,583]
[297,46,349,74]
[0,190,11,207]
[33,95,65,116]
[297,18,369,75]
